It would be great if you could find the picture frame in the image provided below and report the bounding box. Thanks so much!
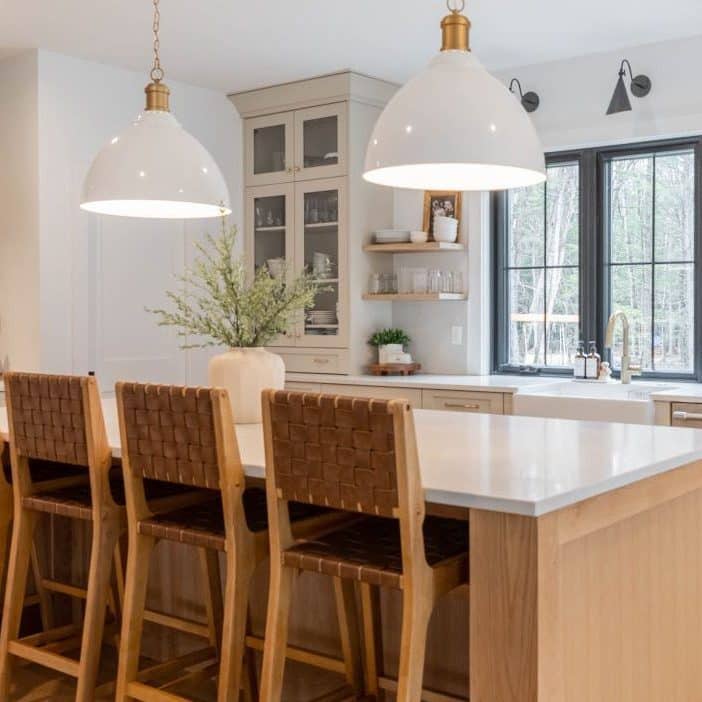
[422,191,462,239]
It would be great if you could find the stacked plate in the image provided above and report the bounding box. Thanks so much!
[307,310,337,325]
[374,229,411,244]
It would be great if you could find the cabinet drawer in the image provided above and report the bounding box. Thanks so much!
[671,403,702,428]
[421,389,504,414]
[321,384,422,407]
[275,348,349,374]
[285,381,322,393]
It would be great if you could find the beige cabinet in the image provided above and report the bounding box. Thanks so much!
[244,103,347,187]
[671,403,702,428]
[421,389,505,414]
[233,72,397,375]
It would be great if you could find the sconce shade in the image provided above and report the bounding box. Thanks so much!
[606,72,632,115]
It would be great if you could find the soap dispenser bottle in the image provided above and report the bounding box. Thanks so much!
[585,341,601,380]
[574,341,586,379]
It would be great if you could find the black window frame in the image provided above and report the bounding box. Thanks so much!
[493,135,702,381]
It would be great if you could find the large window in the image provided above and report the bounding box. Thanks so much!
[494,137,701,379]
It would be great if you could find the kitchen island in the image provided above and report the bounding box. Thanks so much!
[3,401,702,701]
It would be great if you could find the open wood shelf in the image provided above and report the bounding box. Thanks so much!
[362,293,467,302]
[363,242,465,253]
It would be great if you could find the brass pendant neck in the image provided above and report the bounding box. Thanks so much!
[145,81,170,112]
[441,11,471,52]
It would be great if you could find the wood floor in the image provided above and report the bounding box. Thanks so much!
[9,648,346,702]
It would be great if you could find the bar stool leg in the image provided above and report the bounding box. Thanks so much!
[115,531,156,702]
[242,608,259,702]
[395,590,432,702]
[333,578,364,695]
[259,564,297,702]
[360,583,384,699]
[75,516,121,702]
[217,553,255,702]
[0,509,40,698]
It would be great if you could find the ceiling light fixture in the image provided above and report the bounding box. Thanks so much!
[509,78,540,114]
[363,0,545,192]
[606,59,652,116]
[81,0,231,219]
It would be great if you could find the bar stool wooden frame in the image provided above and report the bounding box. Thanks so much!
[259,390,469,702]
[0,373,223,702]
[115,381,363,702]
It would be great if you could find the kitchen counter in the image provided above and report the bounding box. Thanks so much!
[3,399,702,517]
[648,383,702,402]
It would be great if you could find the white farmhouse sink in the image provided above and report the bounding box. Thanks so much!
[513,380,678,425]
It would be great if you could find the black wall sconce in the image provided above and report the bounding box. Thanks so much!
[509,78,540,113]
[606,59,652,115]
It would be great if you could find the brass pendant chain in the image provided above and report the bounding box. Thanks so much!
[150,0,164,83]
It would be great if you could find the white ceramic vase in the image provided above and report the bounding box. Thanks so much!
[208,347,285,424]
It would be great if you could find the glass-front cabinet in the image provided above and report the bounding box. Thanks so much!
[245,178,347,349]
[245,184,294,345]
[244,103,346,186]
[295,178,347,347]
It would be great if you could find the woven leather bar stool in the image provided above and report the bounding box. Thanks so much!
[260,390,469,702]
[115,381,363,702]
[0,372,220,702]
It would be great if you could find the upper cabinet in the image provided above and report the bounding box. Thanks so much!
[244,103,346,186]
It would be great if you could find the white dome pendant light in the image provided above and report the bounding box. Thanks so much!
[364,0,546,191]
[81,0,231,219]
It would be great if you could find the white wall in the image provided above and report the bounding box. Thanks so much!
[34,50,242,385]
[0,52,40,371]
[496,34,702,152]
[393,33,702,375]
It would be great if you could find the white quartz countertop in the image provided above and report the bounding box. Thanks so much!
[286,372,559,393]
[648,384,702,402]
[4,399,702,517]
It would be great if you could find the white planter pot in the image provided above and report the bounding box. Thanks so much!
[208,347,285,424]
[378,343,404,364]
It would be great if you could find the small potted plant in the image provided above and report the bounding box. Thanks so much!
[368,328,411,364]
[149,223,319,423]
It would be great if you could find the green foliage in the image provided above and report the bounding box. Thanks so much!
[148,225,319,348]
[368,328,411,348]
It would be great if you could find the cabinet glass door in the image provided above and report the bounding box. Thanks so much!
[246,184,294,345]
[294,104,346,181]
[246,113,294,186]
[295,178,347,347]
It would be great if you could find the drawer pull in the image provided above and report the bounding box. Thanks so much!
[312,358,330,365]
[672,410,702,422]
[444,402,481,410]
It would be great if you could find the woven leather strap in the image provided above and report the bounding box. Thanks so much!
[6,373,89,466]
[267,390,399,516]
[119,382,220,489]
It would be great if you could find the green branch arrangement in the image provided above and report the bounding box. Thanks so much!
[148,225,320,349]
[368,328,411,348]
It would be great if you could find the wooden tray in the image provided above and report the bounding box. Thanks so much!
[368,363,422,376]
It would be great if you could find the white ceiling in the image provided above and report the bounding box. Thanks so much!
[1,0,700,94]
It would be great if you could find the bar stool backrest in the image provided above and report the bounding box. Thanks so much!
[5,373,91,467]
[116,382,240,490]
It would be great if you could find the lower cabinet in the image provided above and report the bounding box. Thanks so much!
[671,402,702,428]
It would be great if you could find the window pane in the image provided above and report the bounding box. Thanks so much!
[609,156,653,263]
[508,269,545,366]
[508,183,544,267]
[609,264,652,370]
[546,268,579,366]
[546,164,579,266]
[654,263,694,372]
[654,151,695,263]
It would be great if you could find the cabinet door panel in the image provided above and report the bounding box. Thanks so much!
[245,184,295,346]
[294,177,348,348]
[421,390,504,414]
[671,403,702,428]
[294,103,347,181]
[245,112,294,186]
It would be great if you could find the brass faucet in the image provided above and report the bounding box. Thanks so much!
[605,311,642,384]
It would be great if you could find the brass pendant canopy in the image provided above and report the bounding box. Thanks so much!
[441,9,471,51]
